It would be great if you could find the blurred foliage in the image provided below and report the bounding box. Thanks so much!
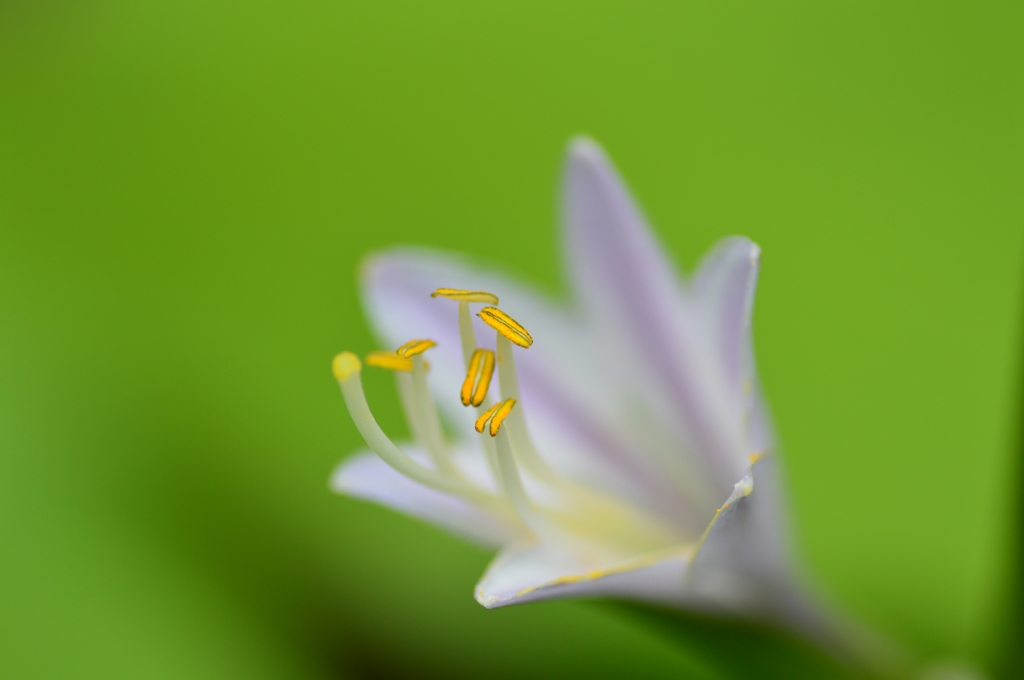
[0,1,1021,678]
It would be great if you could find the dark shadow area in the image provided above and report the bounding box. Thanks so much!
[608,602,862,680]
[994,274,1024,679]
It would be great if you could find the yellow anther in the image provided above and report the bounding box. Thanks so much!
[748,452,764,465]
[460,348,495,407]
[396,338,437,358]
[489,398,516,437]
[474,401,502,434]
[332,352,362,381]
[478,307,533,348]
[365,351,414,372]
[474,398,516,437]
[431,288,500,305]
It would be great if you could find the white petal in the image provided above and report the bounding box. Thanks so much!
[474,539,692,609]
[686,455,837,643]
[561,138,748,495]
[689,456,903,664]
[330,449,520,548]
[691,237,760,402]
[475,457,804,625]
[691,237,775,453]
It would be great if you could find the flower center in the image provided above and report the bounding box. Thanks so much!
[333,288,683,555]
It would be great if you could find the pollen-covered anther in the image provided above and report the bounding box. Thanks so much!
[475,398,516,437]
[478,307,533,348]
[364,350,415,372]
[430,288,500,305]
[460,348,495,407]
[396,338,437,358]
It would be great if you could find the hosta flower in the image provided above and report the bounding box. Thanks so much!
[330,138,846,649]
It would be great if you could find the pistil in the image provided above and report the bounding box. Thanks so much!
[333,352,500,508]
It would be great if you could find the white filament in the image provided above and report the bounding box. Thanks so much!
[410,354,459,476]
[338,370,501,509]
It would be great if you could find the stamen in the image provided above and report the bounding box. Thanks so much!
[456,302,476,367]
[478,307,533,348]
[474,401,503,434]
[488,398,516,437]
[430,290,488,367]
[495,334,521,400]
[430,288,499,304]
[408,352,460,476]
[474,398,516,437]
[493,426,546,535]
[397,338,436,358]
[331,352,498,506]
[460,348,495,407]
[365,350,414,372]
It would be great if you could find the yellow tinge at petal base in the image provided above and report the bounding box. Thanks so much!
[478,307,533,348]
[431,288,500,304]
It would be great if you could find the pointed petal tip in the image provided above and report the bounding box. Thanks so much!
[566,135,612,171]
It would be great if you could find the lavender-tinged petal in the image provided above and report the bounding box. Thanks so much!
[331,450,520,548]
[689,457,835,649]
[474,540,691,609]
[688,457,898,668]
[691,237,760,400]
[691,237,775,453]
[562,138,747,493]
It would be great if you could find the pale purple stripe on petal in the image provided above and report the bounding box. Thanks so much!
[561,139,747,491]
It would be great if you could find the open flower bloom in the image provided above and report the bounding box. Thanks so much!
[331,138,865,656]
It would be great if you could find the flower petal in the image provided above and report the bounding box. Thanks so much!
[687,455,830,639]
[689,456,899,664]
[561,138,748,495]
[475,457,797,620]
[474,540,691,609]
[691,238,760,402]
[331,448,520,548]
[691,237,775,453]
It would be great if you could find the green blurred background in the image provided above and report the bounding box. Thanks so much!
[1,1,1021,678]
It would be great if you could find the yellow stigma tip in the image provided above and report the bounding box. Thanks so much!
[478,307,533,348]
[365,351,414,372]
[460,348,495,407]
[431,288,499,305]
[749,453,764,465]
[396,338,437,358]
[332,352,362,381]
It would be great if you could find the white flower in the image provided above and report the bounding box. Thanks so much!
[330,138,862,655]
